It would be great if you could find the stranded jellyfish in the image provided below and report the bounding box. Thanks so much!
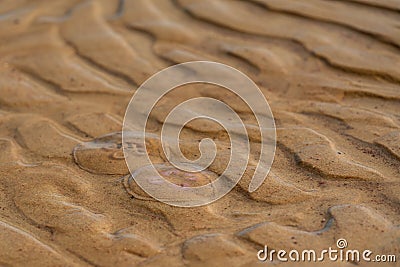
[73,132,162,175]
[123,163,219,202]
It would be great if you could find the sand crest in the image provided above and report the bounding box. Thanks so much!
[0,0,399,266]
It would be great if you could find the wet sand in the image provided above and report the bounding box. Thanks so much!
[0,0,400,266]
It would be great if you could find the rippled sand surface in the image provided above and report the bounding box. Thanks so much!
[0,0,400,266]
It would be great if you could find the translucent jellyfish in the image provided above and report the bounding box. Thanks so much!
[123,163,219,202]
[73,132,161,175]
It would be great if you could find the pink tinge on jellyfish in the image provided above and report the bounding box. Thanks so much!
[160,169,180,177]
[156,164,217,188]
[128,163,218,191]
[147,176,164,185]
[147,175,191,190]
[185,173,199,181]
[124,163,219,201]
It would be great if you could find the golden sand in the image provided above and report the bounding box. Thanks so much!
[0,0,399,266]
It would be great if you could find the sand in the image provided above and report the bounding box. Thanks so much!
[0,0,399,266]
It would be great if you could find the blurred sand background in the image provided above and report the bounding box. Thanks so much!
[0,0,399,266]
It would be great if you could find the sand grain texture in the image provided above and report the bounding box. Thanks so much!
[0,0,399,266]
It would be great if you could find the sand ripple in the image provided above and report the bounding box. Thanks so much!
[0,0,399,266]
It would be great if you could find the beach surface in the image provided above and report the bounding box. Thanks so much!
[0,0,399,266]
